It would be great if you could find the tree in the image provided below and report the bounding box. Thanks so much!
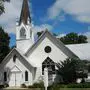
[37,31,44,37]
[0,27,10,63]
[37,31,57,38]
[56,58,87,84]
[60,32,87,44]
[0,0,10,15]
[78,35,87,43]
[76,60,88,82]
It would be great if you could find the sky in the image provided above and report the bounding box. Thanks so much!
[0,0,90,47]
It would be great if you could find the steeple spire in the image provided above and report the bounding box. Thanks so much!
[19,0,31,25]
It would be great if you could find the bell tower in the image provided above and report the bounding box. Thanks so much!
[16,0,34,53]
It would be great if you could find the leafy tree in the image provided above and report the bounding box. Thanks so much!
[86,61,90,72]
[88,65,90,72]
[60,32,87,44]
[76,60,88,81]
[37,31,44,37]
[0,27,10,63]
[37,31,57,37]
[56,58,87,84]
[78,35,87,43]
[0,0,10,15]
[37,32,87,44]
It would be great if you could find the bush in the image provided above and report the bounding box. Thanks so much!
[82,83,90,88]
[81,78,85,83]
[28,85,34,88]
[28,82,90,89]
[48,83,66,88]
[65,83,90,88]
[48,83,90,89]
[4,83,9,88]
[0,83,9,88]
[21,84,27,88]
[28,81,44,88]
[0,85,4,88]
[67,84,83,88]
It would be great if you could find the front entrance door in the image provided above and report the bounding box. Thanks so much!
[9,72,21,86]
[9,66,22,86]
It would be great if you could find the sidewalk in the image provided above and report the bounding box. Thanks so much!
[3,87,28,90]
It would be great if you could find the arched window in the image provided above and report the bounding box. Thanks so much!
[13,55,17,62]
[4,72,7,81]
[20,27,26,39]
[25,71,28,81]
[42,57,55,75]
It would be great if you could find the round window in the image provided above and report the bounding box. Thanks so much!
[44,46,51,53]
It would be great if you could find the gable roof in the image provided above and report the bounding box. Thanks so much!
[66,43,90,60]
[0,48,35,70]
[25,30,78,59]
[19,0,31,25]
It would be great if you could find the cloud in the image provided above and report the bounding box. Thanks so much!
[84,31,90,37]
[47,0,90,23]
[0,0,23,33]
[32,24,53,42]
[0,0,52,34]
[56,33,66,38]
[32,24,53,33]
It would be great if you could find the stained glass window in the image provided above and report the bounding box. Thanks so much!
[42,57,55,75]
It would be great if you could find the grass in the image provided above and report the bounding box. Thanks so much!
[3,88,44,90]
[2,88,90,90]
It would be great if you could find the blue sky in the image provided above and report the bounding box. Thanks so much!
[30,0,90,35]
[31,0,90,33]
[0,0,90,47]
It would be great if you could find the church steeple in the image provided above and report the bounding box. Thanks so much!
[16,0,34,53]
[19,0,31,25]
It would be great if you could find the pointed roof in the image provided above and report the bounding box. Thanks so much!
[19,0,31,25]
[25,30,78,59]
[0,48,36,70]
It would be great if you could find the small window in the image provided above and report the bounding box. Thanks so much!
[25,71,28,81]
[44,46,52,53]
[20,27,26,39]
[4,72,7,81]
[13,55,17,62]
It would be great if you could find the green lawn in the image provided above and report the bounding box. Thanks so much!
[2,88,90,90]
[2,88,44,90]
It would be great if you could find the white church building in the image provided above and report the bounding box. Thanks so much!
[0,0,90,87]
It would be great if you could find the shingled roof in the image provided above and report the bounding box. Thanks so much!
[19,0,31,25]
